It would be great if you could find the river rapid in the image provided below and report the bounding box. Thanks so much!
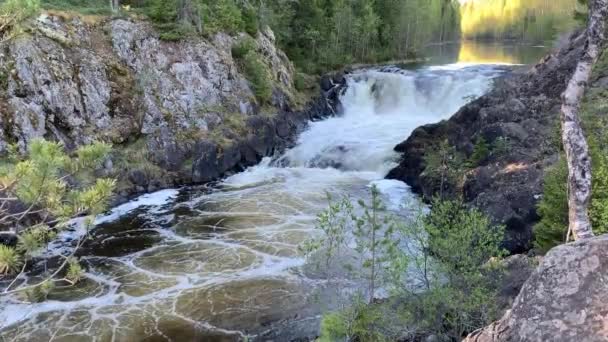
[1,61,511,341]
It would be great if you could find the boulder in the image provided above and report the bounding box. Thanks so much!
[465,235,608,342]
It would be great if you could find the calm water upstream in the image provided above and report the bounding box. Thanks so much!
[0,42,548,341]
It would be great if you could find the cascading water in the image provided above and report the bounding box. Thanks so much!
[0,64,507,341]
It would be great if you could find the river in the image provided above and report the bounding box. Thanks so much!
[0,42,546,341]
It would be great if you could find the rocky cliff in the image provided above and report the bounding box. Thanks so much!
[464,234,608,342]
[387,32,585,253]
[0,13,344,201]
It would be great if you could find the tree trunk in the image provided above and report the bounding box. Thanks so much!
[561,0,608,240]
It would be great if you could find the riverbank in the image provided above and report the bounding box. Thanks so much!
[386,30,585,254]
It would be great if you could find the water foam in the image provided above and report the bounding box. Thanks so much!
[0,65,507,340]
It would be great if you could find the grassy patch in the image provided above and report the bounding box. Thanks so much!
[41,0,112,15]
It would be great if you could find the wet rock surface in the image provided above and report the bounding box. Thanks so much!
[464,234,608,342]
[387,32,585,253]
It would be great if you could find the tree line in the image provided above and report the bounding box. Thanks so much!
[33,0,461,73]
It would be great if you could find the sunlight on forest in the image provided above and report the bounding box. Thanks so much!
[460,0,578,42]
[457,41,518,64]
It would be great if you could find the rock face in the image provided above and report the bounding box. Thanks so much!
[0,14,345,199]
[464,234,608,342]
[387,32,585,253]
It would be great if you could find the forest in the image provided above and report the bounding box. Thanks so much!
[26,0,579,73]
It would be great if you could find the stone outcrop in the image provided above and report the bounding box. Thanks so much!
[464,234,608,342]
[0,13,345,200]
[387,32,586,253]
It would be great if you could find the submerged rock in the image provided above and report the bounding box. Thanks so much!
[387,32,586,253]
[464,234,608,342]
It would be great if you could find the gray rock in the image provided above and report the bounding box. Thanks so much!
[465,234,608,342]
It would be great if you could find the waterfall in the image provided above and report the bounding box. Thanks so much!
[0,64,508,341]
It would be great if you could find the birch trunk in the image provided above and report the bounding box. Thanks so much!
[561,0,608,240]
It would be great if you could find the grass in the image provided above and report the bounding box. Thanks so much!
[41,0,112,15]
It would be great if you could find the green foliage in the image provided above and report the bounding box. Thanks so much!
[492,137,512,157]
[426,198,506,271]
[17,225,55,257]
[306,188,506,341]
[146,0,193,41]
[535,49,608,252]
[241,52,272,104]
[65,257,84,284]
[202,0,244,34]
[1,0,40,18]
[23,280,54,303]
[0,139,115,297]
[241,6,258,36]
[422,139,465,198]
[534,158,568,253]
[294,72,307,92]
[0,0,41,41]
[0,245,21,275]
[40,0,111,15]
[300,194,352,271]
[320,296,388,342]
[467,136,490,167]
[231,36,256,59]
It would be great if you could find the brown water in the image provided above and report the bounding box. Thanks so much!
[0,44,549,342]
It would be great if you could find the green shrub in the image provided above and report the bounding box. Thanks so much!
[534,158,568,252]
[2,0,40,17]
[294,72,307,91]
[40,0,110,15]
[202,0,244,34]
[0,245,21,275]
[241,6,259,36]
[231,37,256,59]
[242,52,272,103]
[306,189,506,341]
[467,136,490,167]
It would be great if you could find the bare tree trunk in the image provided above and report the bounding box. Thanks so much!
[561,0,608,240]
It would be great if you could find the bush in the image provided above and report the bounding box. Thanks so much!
[241,5,259,36]
[467,136,490,167]
[40,0,110,15]
[306,189,507,341]
[294,72,308,91]
[231,37,256,59]
[1,0,40,40]
[202,0,244,34]
[242,52,272,103]
[534,158,568,252]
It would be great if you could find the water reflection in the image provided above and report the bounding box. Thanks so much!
[423,40,551,66]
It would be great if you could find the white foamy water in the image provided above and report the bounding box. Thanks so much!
[0,64,507,341]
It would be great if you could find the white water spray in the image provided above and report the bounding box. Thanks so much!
[0,64,507,341]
